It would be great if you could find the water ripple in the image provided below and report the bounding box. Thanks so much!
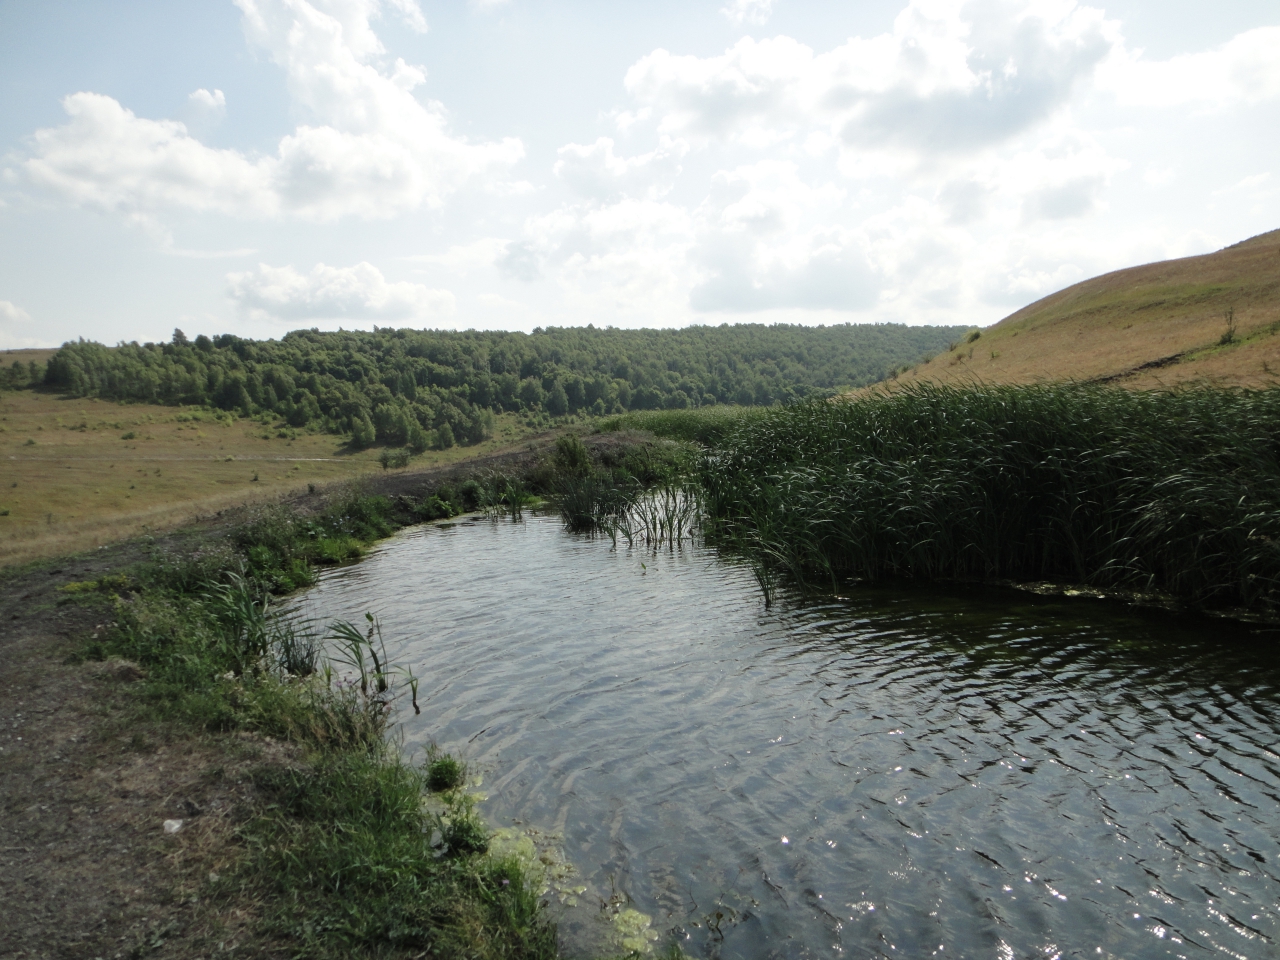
[302,514,1280,960]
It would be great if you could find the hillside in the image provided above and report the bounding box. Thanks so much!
[897,228,1280,389]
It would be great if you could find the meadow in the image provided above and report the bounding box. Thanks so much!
[0,386,545,566]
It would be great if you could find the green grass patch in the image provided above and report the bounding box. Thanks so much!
[600,406,768,446]
[242,753,553,959]
[427,753,468,792]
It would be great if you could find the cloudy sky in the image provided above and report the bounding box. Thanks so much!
[1,0,1277,348]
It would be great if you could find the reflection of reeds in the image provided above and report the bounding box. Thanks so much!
[555,474,638,536]
[701,382,1280,612]
[556,479,703,550]
[615,484,702,549]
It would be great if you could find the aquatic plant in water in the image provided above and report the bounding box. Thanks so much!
[328,613,421,715]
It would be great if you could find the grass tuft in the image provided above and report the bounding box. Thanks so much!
[427,752,468,792]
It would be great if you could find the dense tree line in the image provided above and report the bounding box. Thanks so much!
[39,323,966,449]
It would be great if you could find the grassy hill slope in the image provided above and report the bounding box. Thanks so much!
[898,228,1280,389]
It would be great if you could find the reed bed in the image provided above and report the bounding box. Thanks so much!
[699,382,1280,612]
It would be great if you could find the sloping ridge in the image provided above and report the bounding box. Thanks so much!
[900,228,1280,389]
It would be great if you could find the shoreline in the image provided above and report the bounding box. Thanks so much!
[0,431,686,960]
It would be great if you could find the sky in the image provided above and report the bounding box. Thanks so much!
[0,0,1277,348]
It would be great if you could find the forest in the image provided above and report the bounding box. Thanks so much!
[33,323,966,450]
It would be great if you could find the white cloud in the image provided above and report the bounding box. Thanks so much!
[188,88,227,116]
[517,198,699,323]
[15,0,520,222]
[22,94,273,219]
[1100,26,1280,108]
[383,0,428,33]
[691,162,876,313]
[493,5,1278,328]
[0,300,42,348]
[554,137,687,200]
[0,300,33,325]
[626,1,1117,156]
[1224,172,1272,194]
[403,237,509,270]
[691,233,879,312]
[226,261,454,321]
[496,241,542,282]
[704,160,845,235]
[722,0,774,28]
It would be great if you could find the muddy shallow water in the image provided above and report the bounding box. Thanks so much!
[301,513,1280,959]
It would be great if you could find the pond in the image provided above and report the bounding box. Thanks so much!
[300,512,1280,960]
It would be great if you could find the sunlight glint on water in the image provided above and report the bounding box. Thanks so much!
[301,513,1280,960]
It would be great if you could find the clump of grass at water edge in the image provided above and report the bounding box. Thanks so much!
[699,382,1280,614]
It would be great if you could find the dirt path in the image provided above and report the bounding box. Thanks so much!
[1,548,211,958]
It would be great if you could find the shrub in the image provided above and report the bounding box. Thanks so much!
[414,496,454,522]
[378,447,412,470]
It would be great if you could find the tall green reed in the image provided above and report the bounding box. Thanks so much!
[328,613,421,715]
[612,484,702,549]
[476,470,532,520]
[700,382,1280,611]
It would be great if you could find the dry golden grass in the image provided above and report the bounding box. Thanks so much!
[893,227,1280,390]
[0,390,542,567]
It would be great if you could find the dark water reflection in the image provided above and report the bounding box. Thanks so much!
[301,514,1280,960]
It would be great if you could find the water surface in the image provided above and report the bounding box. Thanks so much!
[302,513,1280,960]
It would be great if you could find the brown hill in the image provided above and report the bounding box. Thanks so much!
[897,228,1280,389]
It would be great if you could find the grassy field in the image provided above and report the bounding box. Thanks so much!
[0,386,544,567]
[895,227,1280,389]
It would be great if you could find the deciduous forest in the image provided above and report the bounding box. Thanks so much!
[35,323,965,449]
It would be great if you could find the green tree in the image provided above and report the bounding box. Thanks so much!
[351,412,376,448]
[546,380,569,416]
